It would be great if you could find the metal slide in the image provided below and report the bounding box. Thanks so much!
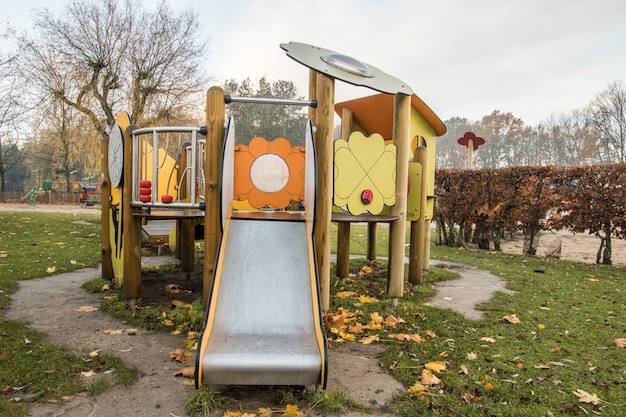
[195,208,327,387]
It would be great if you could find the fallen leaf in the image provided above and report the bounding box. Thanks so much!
[174,366,195,378]
[165,284,182,294]
[81,370,96,377]
[419,369,441,385]
[0,352,13,361]
[534,364,550,369]
[426,330,439,338]
[75,306,98,313]
[573,389,601,405]
[89,350,100,358]
[459,364,469,375]
[359,334,380,345]
[614,338,626,348]
[104,329,123,335]
[503,314,521,324]
[443,296,455,301]
[348,323,363,334]
[384,315,406,328]
[46,266,56,273]
[126,328,138,335]
[0,251,8,258]
[480,337,496,343]
[537,323,546,330]
[467,352,478,361]
[408,383,428,393]
[358,294,378,303]
[425,361,446,373]
[170,349,193,363]
[336,291,357,298]
[588,278,599,282]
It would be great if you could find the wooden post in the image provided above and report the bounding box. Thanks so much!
[204,87,226,305]
[101,136,113,279]
[408,146,428,286]
[387,94,411,301]
[313,72,335,311]
[367,223,377,262]
[336,107,352,279]
[122,124,142,301]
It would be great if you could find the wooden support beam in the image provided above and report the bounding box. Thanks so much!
[122,124,142,301]
[387,94,411,299]
[336,107,353,279]
[313,72,335,311]
[204,87,226,305]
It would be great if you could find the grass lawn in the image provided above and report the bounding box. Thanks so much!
[1,211,625,416]
[0,211,137,417]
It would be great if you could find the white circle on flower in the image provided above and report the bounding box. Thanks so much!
[250,154,289,193]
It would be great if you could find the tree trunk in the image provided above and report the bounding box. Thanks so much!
[602,223,613,265]
[523,227,541,255]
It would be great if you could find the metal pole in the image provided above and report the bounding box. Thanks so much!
[225,95,318,108]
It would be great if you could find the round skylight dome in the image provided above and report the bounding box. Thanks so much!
[320,53,374,78]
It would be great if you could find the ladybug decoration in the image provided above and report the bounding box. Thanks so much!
[361,189,374,205]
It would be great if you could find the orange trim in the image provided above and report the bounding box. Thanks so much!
[334,93,447,139]
[196,204,233,385]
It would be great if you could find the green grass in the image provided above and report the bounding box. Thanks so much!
[0,210,137,416]
[324,228,626,417]
[2,212,626,416]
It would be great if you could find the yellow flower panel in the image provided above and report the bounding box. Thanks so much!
[334,131,396,215]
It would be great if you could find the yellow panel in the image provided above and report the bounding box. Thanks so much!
[110,111,131,286]
[406,161,423,221]
[333,131,396,215]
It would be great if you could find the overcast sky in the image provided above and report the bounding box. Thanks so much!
[3,0,626,126]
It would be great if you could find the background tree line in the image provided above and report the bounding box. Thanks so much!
[435,164,626,265]
[437,80,626,169]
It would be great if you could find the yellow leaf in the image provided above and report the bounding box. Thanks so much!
[46,266,56,273]
[336,291,357,298]
[338,330,355,342]
[258,407,274,417]
[360,265,373,274]
[408,383,427,393]
[358,294,378,303]
[359,334,380,344]
[459,364,469,375]
[104,329,123,335]
[614,338,626,348]
[466,352,478,361]
[89,350,100,358]
[503,314,521,324]
[426,330,439,338]
[480,337,496,343]
[126,328,138,335]
[588,278,599,282]
[537,323,546,330]
[573,389,601,405]
[282,403,302,417]
[75,305,98,313]
[425,361,446,374]
[81,370,96,377]
[370,312,384,323]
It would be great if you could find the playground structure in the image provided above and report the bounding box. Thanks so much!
[100,42,445,388]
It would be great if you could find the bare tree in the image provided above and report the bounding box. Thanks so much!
[588,80,626,163]
[473,111,535,168]
[15,0,208,139]
[0,38,25,193]
[435,117,474,169]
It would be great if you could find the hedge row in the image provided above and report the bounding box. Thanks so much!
[434,164,626,264]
